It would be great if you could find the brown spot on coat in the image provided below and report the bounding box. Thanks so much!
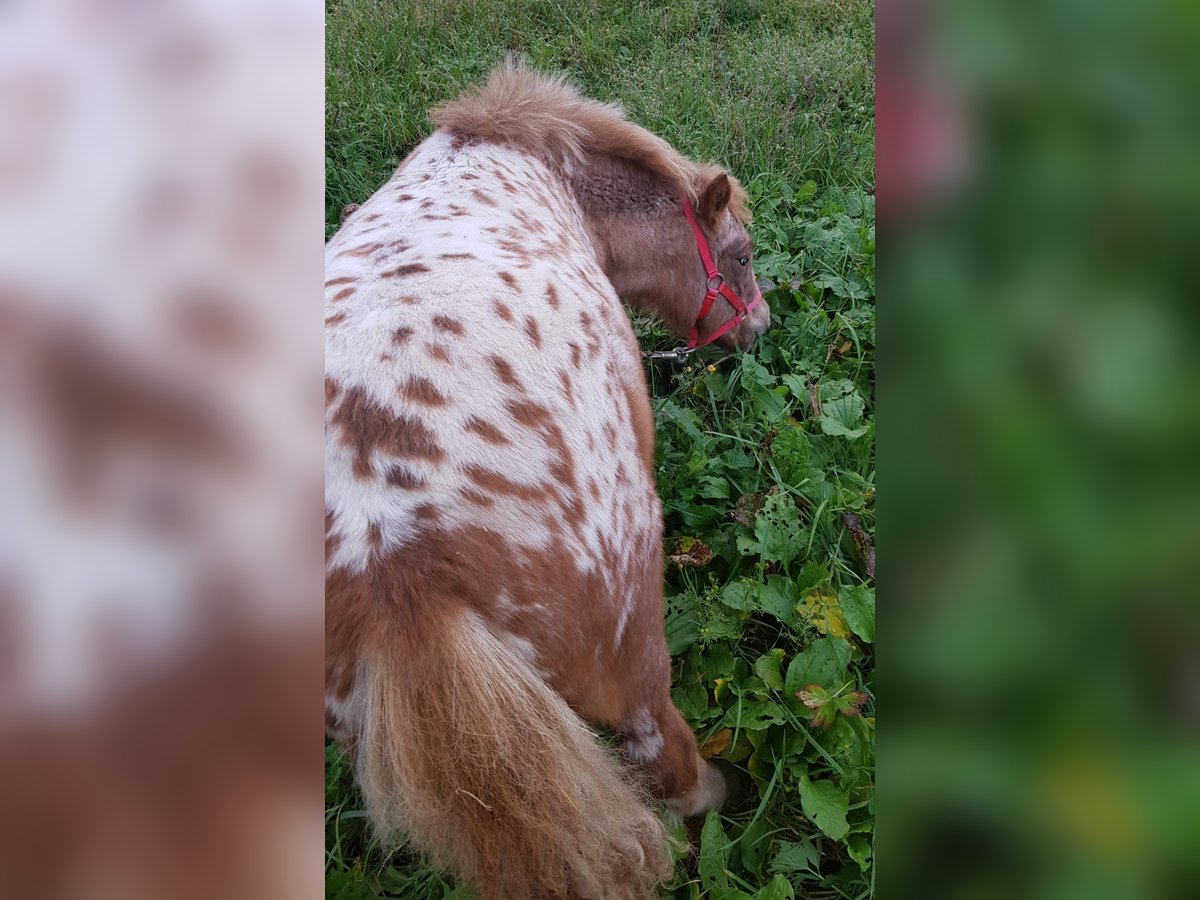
[386,466,426,489]
[559,369,575,406]
[432,315,465,336]
[603,423,618,453]
[403,377,448,407]
[463,465,551,503]
[489,356,522,389]
[492,299,514,322]
[465,417,510,445]
[459,488,496,508]
[393,327,414,345]
[471,188,498,207]
[383,263,431,278]
[497,271,518,289]
[523,316,542,348]
[336,242,384,259]
[330,387,444,477]
[506,399,552,429]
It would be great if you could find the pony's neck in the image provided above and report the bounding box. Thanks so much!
[566,154,698,335]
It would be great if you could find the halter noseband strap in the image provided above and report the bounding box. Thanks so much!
[679,195,762,351]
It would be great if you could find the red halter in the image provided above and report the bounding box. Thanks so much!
[680,195,762,351]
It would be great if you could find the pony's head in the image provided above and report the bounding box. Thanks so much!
[583,163,770,352]
[432,59,772,351]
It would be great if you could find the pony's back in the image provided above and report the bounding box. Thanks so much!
[325,126,673,900]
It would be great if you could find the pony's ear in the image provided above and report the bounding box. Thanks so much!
[698,173,731,228]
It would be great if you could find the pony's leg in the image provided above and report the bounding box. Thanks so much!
[617,698,730,817]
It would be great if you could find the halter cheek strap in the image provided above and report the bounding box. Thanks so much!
[680,195,762,351]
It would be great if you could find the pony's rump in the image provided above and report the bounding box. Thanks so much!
[355,607,674,900]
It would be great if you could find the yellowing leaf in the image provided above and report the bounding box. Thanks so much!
[665,536,714,568]
[714,676,732,703]
[699,728,733,758]
[798,593,851,639]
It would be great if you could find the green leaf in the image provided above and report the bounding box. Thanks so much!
[798,773,850,840]
[794,561,829,596]
[700,644,737,681]
[795,179,819,203]
[784,637,852,695]
[739,355,777,389]
[655,398,706,446]
[673,681,709,720]
[709,889,754,900]
[781,374,809,403]
[738,816,771,879]
[769,422,812,486]
[719,580,759,612]
[758,576,801,627]
[751,384,792,423]
[699,475,731,499]
[752,649,786,691]
[817,380,868,438]
[838,584,875,643]
[324,867,368,900]
[664,594,700,655]
[753,874,796,900]
[723,699,788,731]
[846,834,873,873]
[750,492,803,567]
[698,809,731,889]
[769,839,819,876]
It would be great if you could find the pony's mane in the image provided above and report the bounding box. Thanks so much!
[431,59,750,223]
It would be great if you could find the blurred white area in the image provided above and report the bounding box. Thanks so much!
[0,1,323,897]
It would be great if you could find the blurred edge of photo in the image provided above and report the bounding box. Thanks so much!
[0,2,324,898]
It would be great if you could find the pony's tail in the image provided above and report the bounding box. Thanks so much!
[355,609,674,900]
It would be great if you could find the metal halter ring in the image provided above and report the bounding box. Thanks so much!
[706,273,725,291]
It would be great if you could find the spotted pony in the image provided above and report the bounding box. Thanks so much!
[325,61,769,900]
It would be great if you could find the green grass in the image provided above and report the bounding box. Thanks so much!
[326,1,875,897]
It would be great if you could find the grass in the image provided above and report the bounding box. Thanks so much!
[326,1,875,897]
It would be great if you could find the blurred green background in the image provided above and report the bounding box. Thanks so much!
[884,0,1200,896]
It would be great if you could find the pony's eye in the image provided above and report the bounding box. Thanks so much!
[737,256,749,267]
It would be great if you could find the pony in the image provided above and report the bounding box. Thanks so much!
[325,60,770,900]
